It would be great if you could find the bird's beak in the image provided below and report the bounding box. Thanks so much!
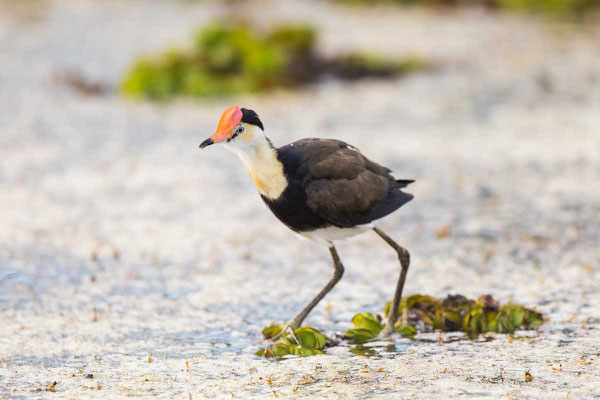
[199,138,214,149]
[199,106,243,150]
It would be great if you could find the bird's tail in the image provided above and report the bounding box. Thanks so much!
[395,179,415,188]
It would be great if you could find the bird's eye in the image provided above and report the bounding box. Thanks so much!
[235,126,245,135]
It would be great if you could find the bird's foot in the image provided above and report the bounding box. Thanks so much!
[268,319,301,342]
[377,319,397,339]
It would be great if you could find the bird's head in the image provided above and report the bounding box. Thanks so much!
[199,106,265,150]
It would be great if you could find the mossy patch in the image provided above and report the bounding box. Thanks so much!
[345,294,544,343]
[334,0,600,18]
[496,0,600,17]
[121,22,428,100]
[257,326,327,359]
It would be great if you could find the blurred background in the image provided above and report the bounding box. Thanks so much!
[1,0,599,397]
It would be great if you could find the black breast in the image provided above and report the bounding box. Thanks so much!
[261,138,414,233]
[260,144,327,232]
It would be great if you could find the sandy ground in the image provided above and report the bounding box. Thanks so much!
[1,0,600,398]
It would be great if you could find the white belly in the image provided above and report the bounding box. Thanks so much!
[298,223,374,244]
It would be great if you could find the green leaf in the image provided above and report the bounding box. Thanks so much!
[352,312,383,335]
[272,343,290,357]
[432,309,447,330]
[507,305,526,328]
[406,294,438,309]
[262,325,283,339]
[264,347,275,358]
[294,347,316,357]
[257,325,327,359]
[443,311,461,331]
[306,328,326,349]
[268,26,316,55]
[292,327,327,349]
[345,328,375,344]
[487,312,498,332]
[395,324,417,338]
[383,301,392,318]
[295,330,316,348]
[524,309,545,328]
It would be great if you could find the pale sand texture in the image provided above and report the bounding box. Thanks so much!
[1,0,599,398]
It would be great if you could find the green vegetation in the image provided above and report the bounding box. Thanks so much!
[336,0,600,17]
[497,0,600,16]
[121,22,427,100]
[257,326,327,359]
[345,294,544,343]
[345,312,417,343]
[257,295,543,359]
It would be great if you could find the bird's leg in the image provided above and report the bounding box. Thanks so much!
[373,227,410,337]
[271,246,344,341]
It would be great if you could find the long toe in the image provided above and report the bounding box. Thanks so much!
[269,320,302,342]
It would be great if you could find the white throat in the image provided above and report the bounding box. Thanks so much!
[224,130,288,200]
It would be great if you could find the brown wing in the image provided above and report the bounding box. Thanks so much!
[292,138,413,227]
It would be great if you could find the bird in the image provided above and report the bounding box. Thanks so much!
[200,106,413,337]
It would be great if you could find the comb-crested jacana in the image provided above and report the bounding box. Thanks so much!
[200,106,413,337]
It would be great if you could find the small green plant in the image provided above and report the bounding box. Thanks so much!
[497,0,600,16]
[344,311,417,343]
[334,0,600,17]
[256,326,327,359]
[121,22,428,100]
[258,294,544,358]
[345,294,544,343]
